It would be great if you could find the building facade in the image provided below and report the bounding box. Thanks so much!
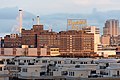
[103,19,119,37]
[101,35,111,46]
[82,26,100,52]
[3,22,96,57]
[21,25,44,48]
[37,31,60,48]
[59,30,94,57]
[4,34,21,48]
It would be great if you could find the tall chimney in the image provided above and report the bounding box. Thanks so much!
[37,16,40,25]
[19,9,23,34]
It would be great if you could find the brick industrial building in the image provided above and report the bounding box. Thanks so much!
[59,30,94,57]
[1,12,95,57]
[2,24,95,57]
[4,34,21,48]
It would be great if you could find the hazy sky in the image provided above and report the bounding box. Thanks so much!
[0,0,120,15]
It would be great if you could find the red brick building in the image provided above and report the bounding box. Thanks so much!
[21,25,44,48]
[4,34,21,48]
[59,30,94,57]
[3,24,95,57]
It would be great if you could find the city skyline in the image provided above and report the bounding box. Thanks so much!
[0,1,120,80]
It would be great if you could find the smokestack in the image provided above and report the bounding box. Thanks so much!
[19,9,23,34]
[37,16,40,25]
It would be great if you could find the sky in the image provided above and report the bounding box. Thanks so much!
[0,0,120,15]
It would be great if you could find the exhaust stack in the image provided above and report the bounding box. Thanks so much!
[19,9,23,34]
[37,16,40,25]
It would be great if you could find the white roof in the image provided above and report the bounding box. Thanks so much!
[64,58,94,62]
[96,59,120,63]
[67,68,94,71]
[16,57,36,60]
[19,64,45,68]
[0,56,15,60]
[106,67,120,70]
[41,57,65,60]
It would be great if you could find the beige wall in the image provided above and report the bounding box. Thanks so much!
[4,48,13,55]
[40,48,47,56]
[101,35,110,46]
[28,48,37,56]
[16,48,23,56]
[0,48,47,56]
[83,26,100,52]
[97,50,116,57]
[94,34,100,52]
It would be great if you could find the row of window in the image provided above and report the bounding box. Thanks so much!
[69,72,74,76]
[71,61,88,64]
[51,49,59,51]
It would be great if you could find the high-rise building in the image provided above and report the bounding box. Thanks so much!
[102,19,119,46]
[59,30,94,57]
[103,19,119,37]
[82,26,100,52]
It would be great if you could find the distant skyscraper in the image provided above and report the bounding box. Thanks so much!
[103,19,119,37]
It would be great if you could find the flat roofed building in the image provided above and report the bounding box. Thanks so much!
[59,30,94,57]
[37,31,60,48]
[4,34,21,48]
[82,26,100,52]
[21,29,36,48]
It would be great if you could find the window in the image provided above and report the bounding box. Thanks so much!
[117,71,119,76]
[69,71,74,76]
[72,72,74,76]
[24,60,26,63]
[58,61,61,64]
[0,61,4,64]
[81,62,83,64]
[0,67,2,71]
[75,65,80,68]
[42,60,47,63]
[54,61,57,64]
[91,70,96,74]
[81,74,83,76]
[27,60,30,63]
[22,68,27,72]
[49,72,53,76]
[62,71,68,75]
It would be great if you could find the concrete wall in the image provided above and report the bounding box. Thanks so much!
[28,48,37,56]
[40,48,47,56]
[101,35,110,46]
[0,48,49,56]
[94,34,100,52]
[20,67,41,77]
[16,48,23,56]
[4,48,13,55]
[67,70,91,78]
[97,50,116,57]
